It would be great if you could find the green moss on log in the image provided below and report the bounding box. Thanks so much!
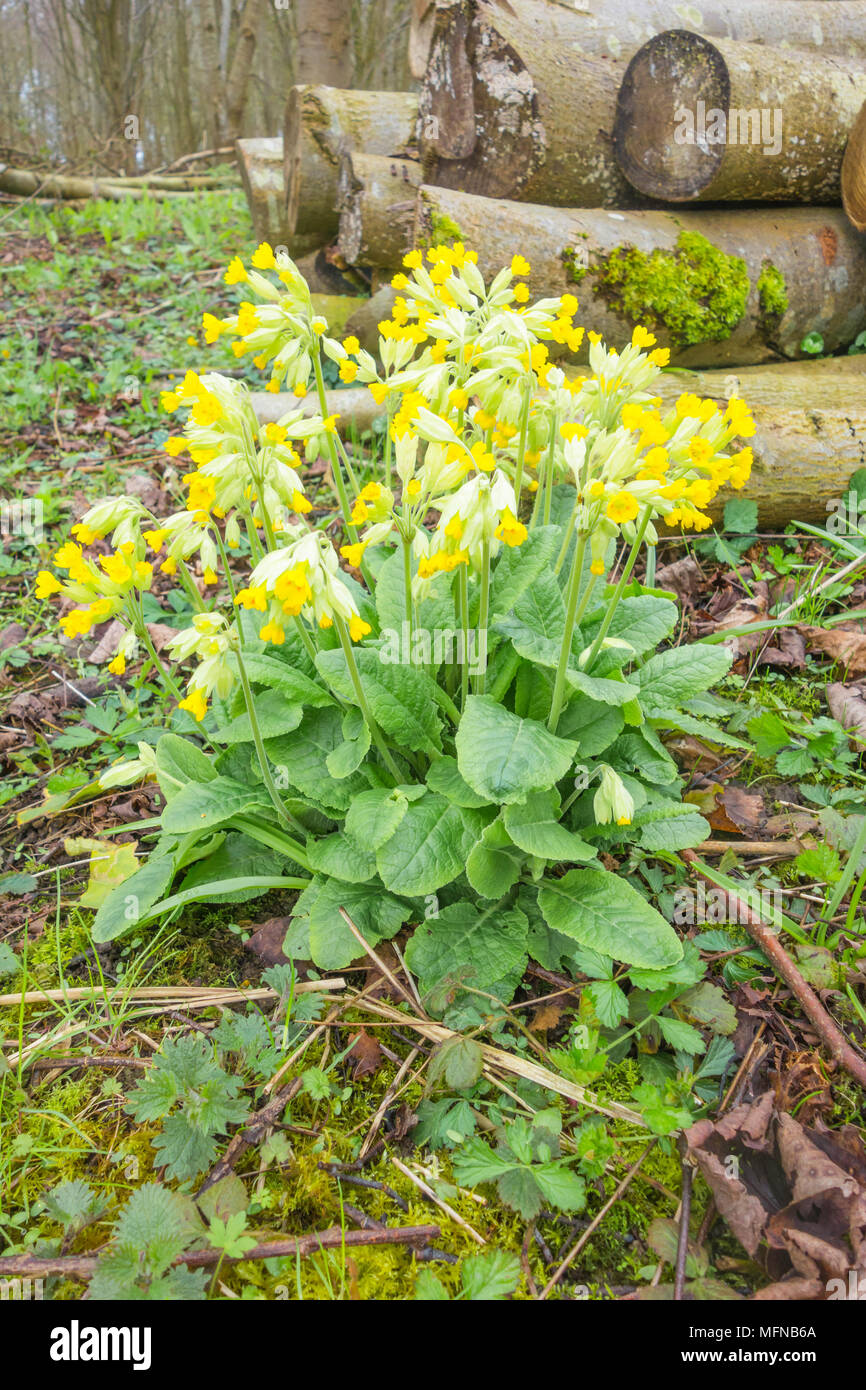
[756,261,788,319]
[597,231,749,347]
[562,244,589,284]
[428,209,466,249]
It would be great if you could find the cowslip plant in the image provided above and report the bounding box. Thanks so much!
[37,241,755,1005]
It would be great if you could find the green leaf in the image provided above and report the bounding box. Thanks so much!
[460,1251,522,1301]
[93,853,177,943]
[503,791,596,863]
[344,786,414,849]
[155,734,216,799]
[491,525,561,617]
[657,1015,706,1054]
[233,652,332,706]
[677,982,738,1035]
[538,869,683,969]
[430,1036,484,1090]
[426,755,493,807]
[179,832,289,903]
[266,706,367,812]
[466,817,523,898]
[557,696,624,757]
[637,645,732,712]
[161,776,270,834]
[456,696,577,805]
[376,793,484,897]
[306,876,412,970]
[405,901,529,995]
[316,647,442,754]
[212,690,303,744]
[582,595,678,659]
[723,498,758,535]
[306,832,377,883]
[325,707,371,779]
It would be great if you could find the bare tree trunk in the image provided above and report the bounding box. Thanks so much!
[197,0,224,148]
[294,0,353,86]
[225,0,264,139]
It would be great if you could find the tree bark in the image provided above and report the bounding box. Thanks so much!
[842,97,866,232]
[253,356,866,527]
[407,186,866,367]
[294,0,353,86]
[284,86,419,241]
[411,0,866,77]
[337,152,423,269]
[235,137,320,256]
[225,0,264,140]
[614,31,866,204]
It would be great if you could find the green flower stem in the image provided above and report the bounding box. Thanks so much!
[473,539,491,696]
[293,614,319,668]
[402,532,414,644]
[234,814,310,871]
[213,528,237,607]
[532,408,558,529]
[313,351,357,540]
[542,417,558,526]
[242,506,265,564]
[584,505,653,672]
[512,376,533,510]
[235,646,307,837]
[458,562,470,713]
[128,593,182,702]
[177,558,206,613]
[548,529,588,733]
[644,541,657,589]
[334,616,403,782]
[554,501,580,574]
[383,409,394,493]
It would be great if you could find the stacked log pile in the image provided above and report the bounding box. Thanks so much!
[238,0,866,523]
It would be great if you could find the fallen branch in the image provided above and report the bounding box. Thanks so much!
[682,849,866,1090]
[0,1224,441,1283]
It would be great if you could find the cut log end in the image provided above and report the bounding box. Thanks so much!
[614,30,731,200]
[842,97,866,233]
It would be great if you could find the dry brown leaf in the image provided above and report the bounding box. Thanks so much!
[244,916,292,966]
[800,624,866,676]
[347,1029,384,1079]
[529,997,570,1034]
[826,682,866,746]
[655,555,703,606]
[708,786,766,836]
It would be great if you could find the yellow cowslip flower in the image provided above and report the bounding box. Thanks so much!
[368,382,389,405]
[495,508,528,548]
[512,282,530,303]
[560,423,588,442]
[260,620,285,645]
[35,571,62,598]
[511,254,531,276]
[161,389,180,412]
[343,336,360,354]
[293,380,307,397]
[108,653,126,676]
[349,616,372,642]
[100,553,132,584]
[339,359,359,383]
[274,563,312,615]
[164,436,188,457]
[391,273,410,291]
[725,397,755,437]
[340,541,367,568]
[649,347,670,367]
[632,325,657,349]
[179,689,208,722]
[403,249,423,270]
[688,436,714,465]
[235,302,259,335]
[264,423,288,444]
[606,490,640,524]
[621,403,644,432]
[590,560,606,576]
[202,313,223,344]
[291,490,312,515]
[234,585,268,611]
[190,391,223,428]
[224,257,247,285]
[251,242,276,270]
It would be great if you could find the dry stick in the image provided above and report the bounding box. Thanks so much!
[539,1140,658,1300]
[673,1151,695,1302]
[0,1225,441,1283]
[359,1047,422,1160]
[699,839,801,859]
[338,908,428,1017]
[196,1073,306,1196]
[0,981,342,1009]
[682,849,866,1089]
[389,1154,487,1247]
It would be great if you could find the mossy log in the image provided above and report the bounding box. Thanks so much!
[284,86,419,244]
[614,31,866,203]
[336,152,423,269]
[235,137,320,257]
[408,186,866,368]
[253,357,866,528]
[410,0,866,76]
[417,0,866,208]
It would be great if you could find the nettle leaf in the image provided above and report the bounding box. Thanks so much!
[316,647,442,754]
[306,831,377,883]
[503,790,596,863]
[460,1251,522,1302]
[161,776,270,834]
[266,706,367,812]
[233,652,332,707]
[491,524,560,617]
[344,785,414,849]
[306,876,412,970]
[586,978,629,1028]
[375,793,484,897]
[456,696,577,804]
[426,755,493,808]
[466,817,524,898]
[538,868,682,969]
[155,733,216,800]
[405,901,529,996]
[637,644,732,712]
[213,689,304,744]
[557,695,624,757]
